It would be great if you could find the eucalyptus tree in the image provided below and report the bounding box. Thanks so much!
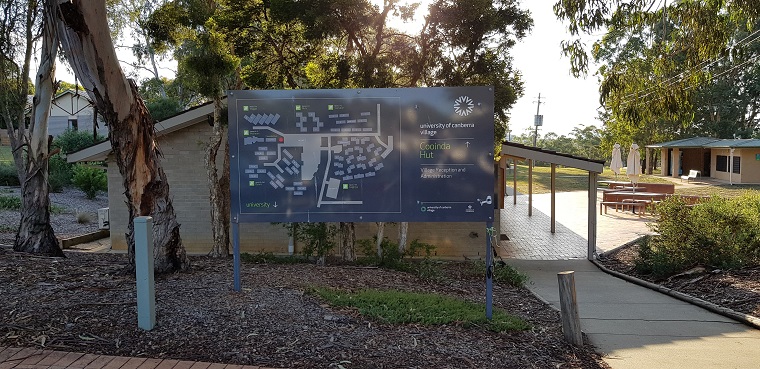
[49,0,188,272]
[146,0,240,257]
[555,0,760,148]
[277,0,532,255]
[0,0,64,256]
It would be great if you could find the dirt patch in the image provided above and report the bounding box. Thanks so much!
[599,243,760,318]
[0,249,608,368]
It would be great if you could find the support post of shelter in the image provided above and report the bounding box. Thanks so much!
[134,216,155,331]
[587,172,597,260]
[551,164,556,234]
[233,220,241,292]
[528,159,533,217]
[513,159,517,205]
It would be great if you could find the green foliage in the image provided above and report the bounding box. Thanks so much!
[469,261,529,288]
[53,128,105,155]
[0,195,21,210]
[556,1,760,146]
[48,155,73,193]
[356,237,440,280]
[296,222,338,262]
[71,165,107,199]
[0,163,20,186]
[146,97,183,121]
[311,287,530,332]
[636,192,760,278]
[241,252,305,264]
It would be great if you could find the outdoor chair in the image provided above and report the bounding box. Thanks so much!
[681,169,699,182]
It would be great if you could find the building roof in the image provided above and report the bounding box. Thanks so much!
[500,141,605,173]
[702,139,760,148]
[647,137,760,149]
[67,99,218,163]
[646,137,722,148]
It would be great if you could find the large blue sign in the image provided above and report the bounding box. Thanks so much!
[228,87,494,222]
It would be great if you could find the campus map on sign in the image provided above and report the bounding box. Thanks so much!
[228,87,494,222]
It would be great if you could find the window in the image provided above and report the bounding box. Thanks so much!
[733,156,741,174]
[716,155,741,174]
[716,155,728,172]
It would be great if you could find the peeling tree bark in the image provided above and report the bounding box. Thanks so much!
[397,222,408,254]
[375,222,385,258]
[13,4,63,257]
[339,222,355,262]
[207,96,228,257]
[50,0,187,272]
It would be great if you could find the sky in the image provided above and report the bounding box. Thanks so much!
[54,0,602,137]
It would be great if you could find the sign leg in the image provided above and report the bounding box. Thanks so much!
[233,221,241,292]
[486,221,494,320]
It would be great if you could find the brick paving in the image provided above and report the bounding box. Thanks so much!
[499,191,654,260]
[0,348,274,369]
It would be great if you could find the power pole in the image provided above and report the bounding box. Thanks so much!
[533,93,545,147]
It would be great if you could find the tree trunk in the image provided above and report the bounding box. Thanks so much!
[339,222,355,262]
[220,131,231,253]
[398,222,408,255]
[13,10,63,257]
[51,0,187,273]
[207,96,228,257]
[375,222,385,258]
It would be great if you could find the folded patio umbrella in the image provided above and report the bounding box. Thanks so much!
[610,143,623,177]
[627,143,641,190]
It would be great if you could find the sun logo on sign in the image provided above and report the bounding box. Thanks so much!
[454,95,474,116]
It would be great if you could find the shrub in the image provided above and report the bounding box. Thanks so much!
[0,163,19,186]
[72,164,107,199]
[48,155,73,192]
[76,212,92,224]
[0,195,21,210]
[636,192,760,278]
[53,128,104,155]
[297,222,337,264]
[357,237,441,279]
[469,261,529,287]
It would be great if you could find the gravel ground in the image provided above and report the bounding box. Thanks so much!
[0,252,610,368]
[0,186,108,246]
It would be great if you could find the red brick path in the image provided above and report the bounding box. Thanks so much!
[0,347,278,369]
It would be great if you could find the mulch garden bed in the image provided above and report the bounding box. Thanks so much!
[0,248,609,368]
[598,242,760,318]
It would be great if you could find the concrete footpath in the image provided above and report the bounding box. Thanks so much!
[509,259,760,369]
[500,191,760,368]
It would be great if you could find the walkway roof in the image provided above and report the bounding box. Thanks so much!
[500,141,604,173]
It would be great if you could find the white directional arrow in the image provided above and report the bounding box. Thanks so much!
[465,141,471,147]
[273,202,278,208]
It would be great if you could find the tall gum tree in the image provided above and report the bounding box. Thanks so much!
[5,1,64,257]
[50,0,188,272]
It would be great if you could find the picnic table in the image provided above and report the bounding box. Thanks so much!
[600,191,668,216]
[598,180,632,188]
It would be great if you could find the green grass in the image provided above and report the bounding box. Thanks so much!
[241,252,307,264]
[0,145,12,164]
[509,164,672,194]
[675,185,760,198]
[0,194,66,213]
[0,195,21,210]
[311,288,530,332]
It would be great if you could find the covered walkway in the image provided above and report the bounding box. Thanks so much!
[498,191,653,260]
